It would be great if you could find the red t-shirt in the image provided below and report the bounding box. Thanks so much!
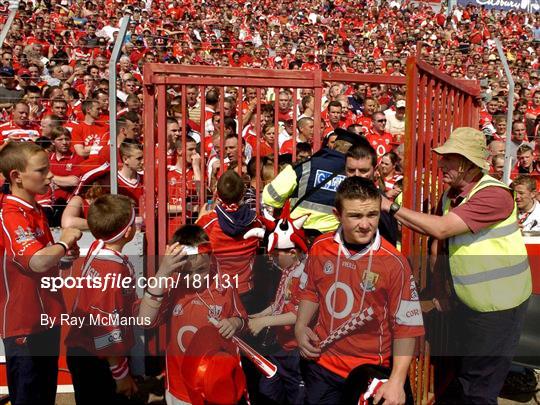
[167,166,197,237]
[197,212,261,294]
[49,152,85,202]
[444,181,515,233]
[298,230,424,378]
[65,247,136,356]
[0,195,65,338]
[118,172,144,208]
[0,121,41,144]
[139,272,247,402]
[68,121,109,157]
[366,130,394,158]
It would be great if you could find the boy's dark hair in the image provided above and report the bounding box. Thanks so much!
[0,142,45,181]
[217,170,245,204]
[346,141,377,168]
[170,224,209,246]
[335,176,381,212]
[174,135,196,151]
[296,142,312,155]
[88,194,134,240]
[119,141,143,159]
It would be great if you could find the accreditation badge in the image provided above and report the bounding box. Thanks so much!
[360,271,379,292]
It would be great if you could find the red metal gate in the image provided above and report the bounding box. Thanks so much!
[402,57,481,404]
[142,62,480,403]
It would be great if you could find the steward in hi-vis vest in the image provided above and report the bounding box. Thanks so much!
[380,127,531,405]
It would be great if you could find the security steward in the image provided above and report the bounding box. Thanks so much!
[381,127,532,404]
[263,129,360,240]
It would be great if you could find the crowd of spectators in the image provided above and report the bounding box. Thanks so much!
[0,0,540,227]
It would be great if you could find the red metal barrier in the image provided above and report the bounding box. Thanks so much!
[142,65,407,354]
[403,56,481,404]
[142,64,481,404]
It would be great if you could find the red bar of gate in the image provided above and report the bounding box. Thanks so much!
[403,56,481,404]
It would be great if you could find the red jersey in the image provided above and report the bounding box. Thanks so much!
[366,130,393,158]
[167,166,197,237]
[69,121,109,157]
[141,273,246,402]
[49,151,85,201]
[0,195,65,338]
[65,247,136,356]
[298,230,424,378]
[197,212,261,294]
[0,121,41,144]
[356,116,373,133]
[118,172,144,208]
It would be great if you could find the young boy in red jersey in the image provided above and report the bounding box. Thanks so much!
[295,176,424,404]
[66,194,139,405]
[246,203,309,404]
[197,170,261,312]
[118,140,144,209]
[137,224,247,405]
[167,136,201,235]
[0,142,82,405]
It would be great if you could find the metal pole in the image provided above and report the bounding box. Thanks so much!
[0,4,18,49]
[108,15,130,194]
[494,39,515,185]
[446,0,454,17]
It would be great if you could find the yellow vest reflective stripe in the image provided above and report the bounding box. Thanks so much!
[443,174,532,312]
[262,163,339,232]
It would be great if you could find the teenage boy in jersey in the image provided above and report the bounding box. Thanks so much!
[117,140,144,208]
[295,176,424,404]
[0,142,82,405]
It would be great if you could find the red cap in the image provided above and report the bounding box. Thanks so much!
[182,326,246,405]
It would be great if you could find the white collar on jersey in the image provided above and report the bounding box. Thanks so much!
[6,195,35,210]
[333,227,381,260]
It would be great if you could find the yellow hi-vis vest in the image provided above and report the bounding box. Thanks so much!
[443,174,532,312]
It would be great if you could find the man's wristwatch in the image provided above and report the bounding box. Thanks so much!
[389,202,401,216]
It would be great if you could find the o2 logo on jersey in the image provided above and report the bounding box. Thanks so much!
[360,272,379,292]
[314,170,346,192]
[323,260,334,275]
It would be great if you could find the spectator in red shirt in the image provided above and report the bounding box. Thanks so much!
[117,141,144,209]
[0,102,41,146]
[0,142,81,405]
[48,126,84,221]
[323,101,343,135]
[280,117,314,155]
[367,112,394,159]
[197,170,262,312]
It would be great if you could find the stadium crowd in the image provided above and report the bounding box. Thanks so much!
[0,0,539,404]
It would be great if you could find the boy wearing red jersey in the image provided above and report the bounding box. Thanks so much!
[167,136,201,236]
[197,170,261,312]
[0,142,82,405]
[295,176,424,404]
[137,224,247,405]
[118,141,144,209]
[66,194,139,404]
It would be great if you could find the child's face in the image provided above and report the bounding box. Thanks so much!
[271,248,299,269]
[17,151,52,195]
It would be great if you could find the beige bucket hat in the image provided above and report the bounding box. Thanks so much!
[432,127,490,171]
